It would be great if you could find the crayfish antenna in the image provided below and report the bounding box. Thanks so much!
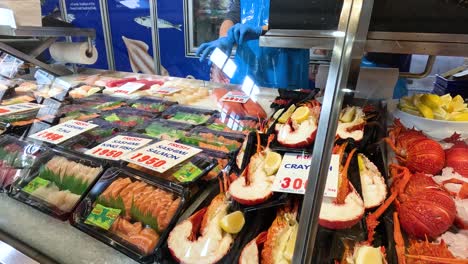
[393,212,407,264]
[256,131,262,153]
[266,134,275,150]
[336,148,356,205]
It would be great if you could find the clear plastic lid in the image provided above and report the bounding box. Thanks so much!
[128,97,177,114]
[10,148,104,220]
[132,118,194,141]
[162,105,218,125]
[180,127,245,155]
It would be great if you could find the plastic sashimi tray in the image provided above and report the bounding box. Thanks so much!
[161,105,218,125]
[0,135,50,192]
[9,148,104,220]
[129,97,177,115]
[71,167,186,264]
[179,127,246,155]
[131,119,194,141]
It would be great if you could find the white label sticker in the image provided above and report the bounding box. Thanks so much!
[28,120,98,144]
[153,87,182,95]
[85,135,152,161]
[221,91,250,104]
[0,103,42,116]
[325,154,340,198]
[123,140,202,173]
[272,153,340,197]
[113,82,145,95]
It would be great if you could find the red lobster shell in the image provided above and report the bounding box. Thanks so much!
[386,120,445,175]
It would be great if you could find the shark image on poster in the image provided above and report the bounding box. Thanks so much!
[134,16,182,31]
[122,36,169,75]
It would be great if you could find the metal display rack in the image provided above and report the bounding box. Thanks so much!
[260,1,468,263]
[0,25,96,76]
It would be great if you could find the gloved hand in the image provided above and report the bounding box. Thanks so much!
[196,36,235,62]
[228,24,263,45]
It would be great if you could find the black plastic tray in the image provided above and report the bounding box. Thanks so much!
[71,167,187,264]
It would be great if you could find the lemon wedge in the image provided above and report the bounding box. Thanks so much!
[354,246,383,264]
[219,211,245,234]
[264,151,282,176]
[421,94,442,109]
[291,106,310,123]
[416,103,434,119]
[283,224,298,261]
[440,93,452,106]
[448,112,468,121]
[278,105,297,124]
[340,107,356,123]
[433,107,448,120]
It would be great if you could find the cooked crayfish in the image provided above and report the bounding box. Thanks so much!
[229,133,278,205]
[167,175,234,264]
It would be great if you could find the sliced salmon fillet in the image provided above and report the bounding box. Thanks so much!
[101,178,132,199]
[116,218,143,236]
[159,197,181,230]
[118,181,140,198]
[133,186,154,205]
[154,195,173,229]
[127,229,159,255]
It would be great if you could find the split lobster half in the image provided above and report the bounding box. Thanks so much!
[275,100,321,148]
[167,177,234,264]
[366,165,456,243]
[444,133,468,178]
[239,202,299,264]
[229,133,279,205]
[319,143,365,230]
[385,120,445,175]
[336,106,366,142]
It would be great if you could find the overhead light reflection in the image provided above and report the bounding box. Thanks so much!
[222,59,237,78]
[332,31,345,37]
[241,76,254,95]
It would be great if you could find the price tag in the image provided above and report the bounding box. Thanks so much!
[28,120,98,144]
[272,153,339,197]
[325,154,340,197]
[113,82,145,95]
[34,69,55,85]
[153,87,182,95]
[123,140,202,173]
[0,103,42,116]
[85,135,153,161]
[221,91,250,103]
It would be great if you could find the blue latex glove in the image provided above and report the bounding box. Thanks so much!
[228,23,263,45]
[196,36,235,62]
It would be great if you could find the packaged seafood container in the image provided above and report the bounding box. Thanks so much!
[1,95,36,105]
[58,104,101,123]
[200,150,232,181]
[128,97,177,114]
[132,119,193,141]
[0,135,49,192]
[9,148,104,220]
[127,152,217,187]
[180,127,245,155]
[71,167,186,263]
[234,132,272,172]
[207,114,259,134]
[68,84,103,99]
[0,109,41,137]
[162,105,217,125]
[35,98,64,124]
[97,107,155,129]
[72,95,127,112]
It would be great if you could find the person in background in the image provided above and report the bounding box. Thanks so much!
[196,0,310,89]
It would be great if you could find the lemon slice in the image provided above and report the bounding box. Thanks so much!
[264,151,282,176]
[440,94,452,106]
[421,94,442,109]
[219,211,245,234]
[416,103,434,119]
[291,106,310,123]
[354,246,383,264]
[278,105,297,124]
[283,224,298,261]
[433,107,447,120]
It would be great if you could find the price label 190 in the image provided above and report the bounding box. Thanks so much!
[85,135,152,161]
[28,120,98,145]
[272,153,340,197]
[122,140,202,173]
[221,91,250,104]
[113,82,145,95]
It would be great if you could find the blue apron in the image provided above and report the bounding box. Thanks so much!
[230,0,310,89]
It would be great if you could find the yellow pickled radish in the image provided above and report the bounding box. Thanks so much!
[219,211,245,234]
[278,105,297,124]
[448,112,468,121]
[340,107,357,123]
[264,151,282,176]
[401,107,422,117]
[354,246,383,264]
[283,224,298,261]
[291,106,310,123]
[433,107,448,120]
[416,103,434,119]
[440,93,452,106]
[421,94,442,109]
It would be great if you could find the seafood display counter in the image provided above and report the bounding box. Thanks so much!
[0,70,466,264]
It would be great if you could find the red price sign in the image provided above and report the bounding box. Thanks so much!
[34,131,64,141]
[91,148,124,159]
[221,91,250,103]
[128,152,167,168]
[280,177,309,191]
